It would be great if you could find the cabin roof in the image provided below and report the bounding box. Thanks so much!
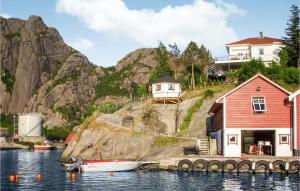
[153,73,178,84]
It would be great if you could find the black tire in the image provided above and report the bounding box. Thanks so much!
[223,160,238,173]
[255,160,269,173]
[193,159,208,172]
[272,160,286,173]
[208,160,222,172]
[238,160,252,173]
[288,160,300,173]
[177,159,193,171]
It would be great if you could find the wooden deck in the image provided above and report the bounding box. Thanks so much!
[152,97,182,104]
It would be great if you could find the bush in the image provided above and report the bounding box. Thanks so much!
[204,89,214,99]
[236,59,300,90]
[1,68,15,93]
[0,114,15,134]
[95,67,129,98]
[43,127,70,141]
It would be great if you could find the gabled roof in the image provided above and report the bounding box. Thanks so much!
[289,89,300,101]
[226,37,282,46]
[215,73,291,103]
[153,73,178,84]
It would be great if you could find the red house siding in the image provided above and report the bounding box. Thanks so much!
[296,95,300,149]
[226,77,291,128]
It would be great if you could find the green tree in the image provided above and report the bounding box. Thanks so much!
[149,42,172,83]
[238,59,266,83]
[182,41,199,90]
[282,5,299,68]
[278,49,289,67]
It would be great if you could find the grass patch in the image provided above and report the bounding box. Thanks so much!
[154,136,186,148]
[180,98,203,132]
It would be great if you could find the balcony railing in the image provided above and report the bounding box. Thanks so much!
[215,54,251,62]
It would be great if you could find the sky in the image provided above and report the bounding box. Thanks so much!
[0,0,298,67]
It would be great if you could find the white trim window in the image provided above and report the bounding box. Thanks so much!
[168,83,175,91]
[252,97,266,112]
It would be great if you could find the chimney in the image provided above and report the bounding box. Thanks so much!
[259,31,263,38]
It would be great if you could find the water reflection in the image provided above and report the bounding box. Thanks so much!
[1,150,299,191]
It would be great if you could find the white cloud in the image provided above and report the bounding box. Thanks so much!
[0,12,11,18]
[70,37,94,51]
[57,0,245,54]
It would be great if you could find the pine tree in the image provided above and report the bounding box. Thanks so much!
[282,5,299,68]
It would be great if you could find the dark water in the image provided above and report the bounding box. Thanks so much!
[0,150,299,191]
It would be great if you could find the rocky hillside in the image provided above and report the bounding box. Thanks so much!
[0,15,161,128]
[0,15,103,127]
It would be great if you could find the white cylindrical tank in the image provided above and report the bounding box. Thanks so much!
[18,113,43,137]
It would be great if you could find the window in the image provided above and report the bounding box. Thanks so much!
[252,97,266,112]
[156,84,161,91]
[279,134,289,144]
[227,134,238,145]
[168,83,175,91]
[259,48,264,55]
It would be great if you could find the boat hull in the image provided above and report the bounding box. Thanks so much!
[33,146,54,150]
[80,161,142,172]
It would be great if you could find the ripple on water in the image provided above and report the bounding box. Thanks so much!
[1,150,299,191]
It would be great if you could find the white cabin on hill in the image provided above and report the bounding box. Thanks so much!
[152,73,182,103]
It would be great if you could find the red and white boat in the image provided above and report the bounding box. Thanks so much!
[33,141,55,151]
[66,159,157,172]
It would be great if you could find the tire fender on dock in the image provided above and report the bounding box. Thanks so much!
[223,160,238,173]
[208,160,222,172]
[272,160,286,173]
[255,160,270,173]
[238,160,252,173]
[288,160,300,173]
[177,159,193,171]
[193,159,207,172]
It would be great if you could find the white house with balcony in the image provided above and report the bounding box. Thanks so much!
[152,73,182,103]
[209,32,284,77]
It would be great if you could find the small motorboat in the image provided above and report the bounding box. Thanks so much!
[33,141,55,151]
[66,158,157,172]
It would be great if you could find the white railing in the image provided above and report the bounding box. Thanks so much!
[215,54,251,62]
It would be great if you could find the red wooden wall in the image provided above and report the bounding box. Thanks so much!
[226,77,291,128]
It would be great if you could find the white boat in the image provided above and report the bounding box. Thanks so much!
[66,159,157,172]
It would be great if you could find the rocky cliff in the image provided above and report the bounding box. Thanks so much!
[0,15,103,127]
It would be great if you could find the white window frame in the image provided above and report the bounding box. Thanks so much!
[168,83,175,91]
[252,97,267,112]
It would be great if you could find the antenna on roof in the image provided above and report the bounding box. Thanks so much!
[259,31,263,38]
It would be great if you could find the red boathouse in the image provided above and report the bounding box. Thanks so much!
[208,73,298,157]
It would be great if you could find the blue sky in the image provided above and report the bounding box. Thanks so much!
[0,0,297,67]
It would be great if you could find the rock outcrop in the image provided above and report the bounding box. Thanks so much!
[0,15,103,127]
[116,48,158,89]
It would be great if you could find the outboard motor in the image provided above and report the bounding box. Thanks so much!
[67,159,83,171]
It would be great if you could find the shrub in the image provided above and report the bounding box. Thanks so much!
[1,68,15,93]
[42,127,70,141]
[204,89,214,99]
